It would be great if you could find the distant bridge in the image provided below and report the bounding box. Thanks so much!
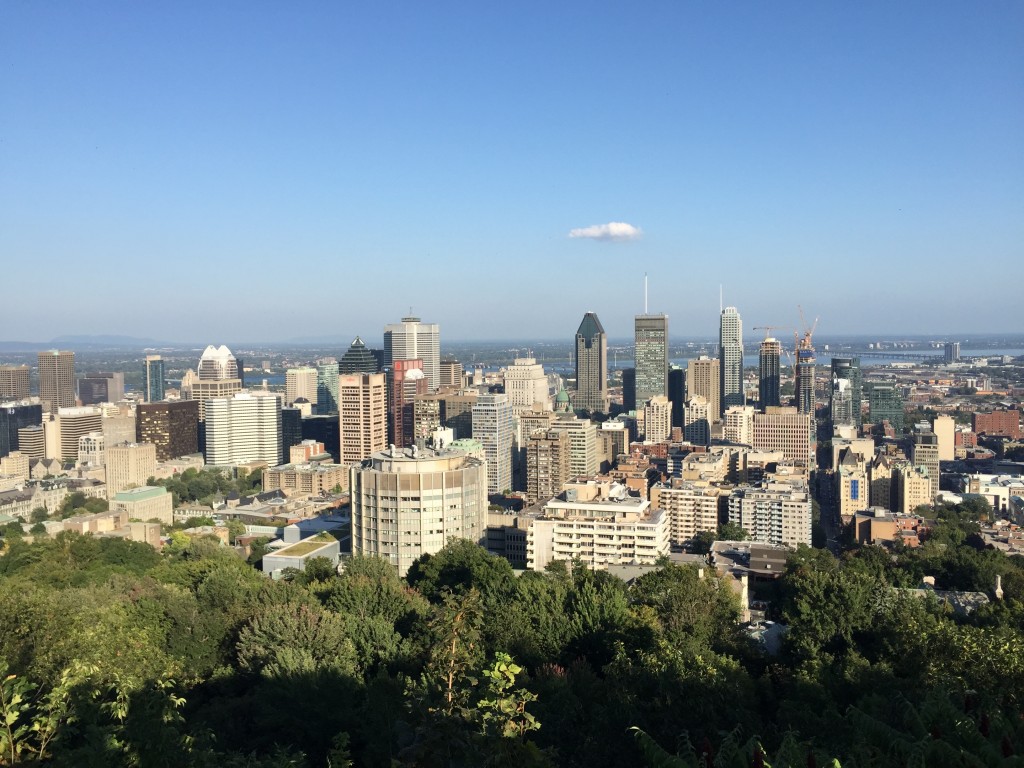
[846,350,944,362]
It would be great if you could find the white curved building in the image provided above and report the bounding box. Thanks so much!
[350,445,487,575]
[198,345,239,381]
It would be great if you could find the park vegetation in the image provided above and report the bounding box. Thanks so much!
[0,498,1022,766]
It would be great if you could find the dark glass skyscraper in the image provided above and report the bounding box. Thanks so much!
[0,402,43,458]
[340,337,381,375]
[758,338,781,410]
[144,355,166,402]
[574,312,608,414]
[830,357,861,426]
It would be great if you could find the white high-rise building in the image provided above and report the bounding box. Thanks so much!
[205,392,282,466]
[682,396,711,446]
[285,367,319,406]
[719,306,743,416]
[548,414,599,478]
[472,393,513,494]
[197,345,239,380]
[728,477,812,547]
[106,442,158,499]
[650,480,722,546]
[503,358,550,410]
[384,316,441,391]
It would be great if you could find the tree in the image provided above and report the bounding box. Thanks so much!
[30,507,49,524]
[237,602,358,678]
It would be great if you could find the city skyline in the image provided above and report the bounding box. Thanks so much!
[2,3,1021,342]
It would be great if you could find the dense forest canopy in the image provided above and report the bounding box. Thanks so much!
[0,499,1022,767]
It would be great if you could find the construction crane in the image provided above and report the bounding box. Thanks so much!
[796,305,819,353]
[753,325,784,340]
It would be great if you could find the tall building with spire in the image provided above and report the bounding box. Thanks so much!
[719,306,743,416]
[384,316,440,391]
[635,314,668,404]
[758,337,781,410]
[574,312,608,414]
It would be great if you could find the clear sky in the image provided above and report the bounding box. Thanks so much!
[2,2,1022,344]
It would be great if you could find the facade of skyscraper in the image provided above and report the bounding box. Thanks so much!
[439,359,464,388]
[830,357,862,426]
[642,396,672,444]
[340,337,380,375]
[944,342,961,363]
[316,361,340,415]
[504,358,549,410]
[634,314,668,404]
[285,367,318,406]
[758,338,781,410]
[472,392,513,494]
[0,401,42,459]
[136,400,200,461]
[144,355,165,402]
[621,368,636,413]
[387,359,428,448]
[719,307,743,416]
[866,382,904,432]
[794,347,815,415]
[0,366,30,401]
[668,367,685,429]
[197,345,239,380]
[78,372,125,405]
[339,373,388,466]
[105,442,158,499]
[38,350,76,413]
[574,312,608,414]
[384,316,441,391]
[686,356,720,421]
[204,392,282,466]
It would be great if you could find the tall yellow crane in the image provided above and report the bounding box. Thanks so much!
[796,305,818,352]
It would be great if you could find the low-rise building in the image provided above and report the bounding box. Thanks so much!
[262,534,341,576]
[110,485,174,525]
[263,461,348,496]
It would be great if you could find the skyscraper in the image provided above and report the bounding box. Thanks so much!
[758,338,781,410]
[794,344,815,415]
[136,400,199,460]
[78,372,124,405]
[144,355,165,402]
[285,367,318,406]
[384,316,440,391]
[718,307,743,416]
[205,392,282,466]
[0,366,30,401]
[635,314,668,404]
[38,350,75,413]
[472,392,513,494]
[686,356,720,421]
[574,312,608,414]
[197,345,238,380]
[387,359,428,448]
[829,357,861,426]
[504,358,549,410]
[316,360,340,415]
[340,337,380,375]
[0,401,42,459]
[339,373,387,466]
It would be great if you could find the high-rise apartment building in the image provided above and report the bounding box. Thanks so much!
[525,429,570,505]
[316,361,340,415]
[724,405,755,445]
[682,396,711,446]
[473,393,513,494]
[548,414,599,479]
[758,338,781,410]
[650,479,722,546]
[388,360,428,448]
[285,367,319,406]
[574,312,608,414]
[830,357,861,426]
[78,372,125,405]
[384,316,440,391]
[0,366,30,401]
[719,307,743,416]
[339,373,387,466]
[0,401,42,458]
[933,414,955,462]
[204,392,282,466]
[634,314,668,404]
[197,345,239,380]
[340,337,380,375]
[944,342,961,364]
[105,442,158,499]
[144,356,165,402]
[38,350,75,413]
[728,478,812,547]
[642,396,672,444]
[136,400,200,461]
[686,356,720,422]
[350,446,487,576]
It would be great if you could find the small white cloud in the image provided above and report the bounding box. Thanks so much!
[568,221,642,241]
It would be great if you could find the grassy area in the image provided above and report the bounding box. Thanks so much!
[276,538,335,557]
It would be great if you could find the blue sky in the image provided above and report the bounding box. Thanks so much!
[2,2,1021,343]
